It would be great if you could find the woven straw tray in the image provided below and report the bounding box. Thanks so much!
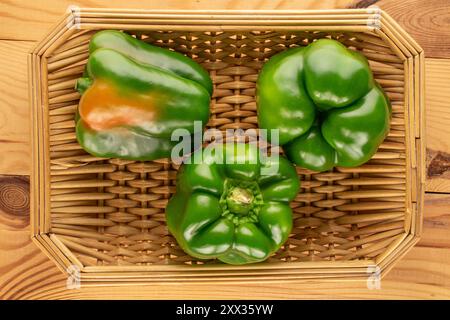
[29,8,425,285]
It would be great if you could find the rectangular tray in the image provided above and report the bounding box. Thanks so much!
[29,8,425,284]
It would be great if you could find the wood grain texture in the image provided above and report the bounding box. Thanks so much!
[0,229,66,300]
[3,276,450,300]
[0,173,63,300]
[425,58,450,192]
[0,0,449,300]
[0,0,355,41]
[351,0,450,58]
[384,247,450,290]
[0,40,33,175]
[420,193,450,249]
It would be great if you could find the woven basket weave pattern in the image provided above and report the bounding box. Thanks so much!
[46,29,407,266]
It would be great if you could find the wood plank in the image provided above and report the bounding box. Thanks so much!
[0,229,66,300]
[425,58,450,192]
[0,0,355,41]
[0,40,34,175]
[0,172,66,299]
[385,247,450,289]
[419,193,450,249]
[15,280,450,299]
[0,0,449,300]
[349,0,450,58]
[387,193,450,293]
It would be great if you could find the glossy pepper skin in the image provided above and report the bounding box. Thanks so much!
[75,30,212,161]
[257,39,391,172]
[166,143,300,265]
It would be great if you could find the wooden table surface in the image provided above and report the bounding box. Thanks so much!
[1,0,450,300]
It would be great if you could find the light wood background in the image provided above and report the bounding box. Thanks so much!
[1,0,450,300]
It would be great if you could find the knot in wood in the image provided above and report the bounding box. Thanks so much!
[0,176,29,216]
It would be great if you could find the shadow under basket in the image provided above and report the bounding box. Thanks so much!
[29,8,425,285]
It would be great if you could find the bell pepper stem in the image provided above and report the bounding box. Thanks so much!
[219,179,263,225]
[226,187,254,215]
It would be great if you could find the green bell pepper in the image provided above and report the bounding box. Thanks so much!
[75,30,212,161]
[166,143,300,265]
[257,39,391,172]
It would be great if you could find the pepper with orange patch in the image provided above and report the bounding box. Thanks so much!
[75,30,212,161]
